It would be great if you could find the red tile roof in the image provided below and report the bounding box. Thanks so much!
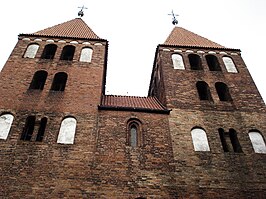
[24,18,101,40]
[99,95,169,114]
[164,27,226,49]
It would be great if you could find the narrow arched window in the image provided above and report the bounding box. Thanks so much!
[0,113,14,140]
[50,72,68,91]
[29,70,48,90]
[189,54,202,70]
[60,45,75,61]
[218,128,242,153]
[206,55,221,71]
[215,82,232,101]
[249,130,266,154]
[223,56,238,73]
[36,117,47,142]
[127,119,142,147]
[57,117,77,144]
[191,127,210,151]
[196,81,212,101]
[172,54,185,69]
[21,116,35,141]
[41,44,57,59]
[80,47,93,62]
[23,44,39,58]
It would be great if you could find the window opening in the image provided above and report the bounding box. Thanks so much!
[223,56,238,73]
[249,130,266,154]
[50,72,68,91]
[130,125,137,147]
[218,128,242,153]
[0,113,14,140]
[21,116,35,141]
[41,44,57,59]
[215,82,232,101]
[80,47,93,62]
[60,45,75,61]
[57,117,77,144]
[23,44,39,58]
[172,54,185,69]
[36,117,47,142]
[29,70,48,90]
[191,127,210,151]
[206,55,221,71]
[189,54,202,70]
[196,81,212,101]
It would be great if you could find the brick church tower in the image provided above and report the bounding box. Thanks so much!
[0,18,265,198]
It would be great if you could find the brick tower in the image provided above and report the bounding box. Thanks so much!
[149,27,266,197]
[0,18,266,198]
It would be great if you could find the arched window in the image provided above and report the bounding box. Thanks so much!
[127,119,142,147]
[188,54,202,70]
[196,81,212,101]
[223,56,238,73]
[215,82,232,101]
[50,72,68,91]
[41,44,57,59]
[0,113,14,140]
[191,127,210,151]
[23,44,39,58]
[36,117,47,142]
[29,70,48,90]
[80,47,93,62]
[172,54,185,69]
[57,117,77,144]
[60,45,75,61]
[206,55,221,71]
[21,116,35,141]
[218,128,242,153]
[249,130,266,154]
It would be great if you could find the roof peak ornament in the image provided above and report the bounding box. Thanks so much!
[168,10,178,25]
[78,5,88,17]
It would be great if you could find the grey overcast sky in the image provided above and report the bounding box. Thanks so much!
[0,0,265,101]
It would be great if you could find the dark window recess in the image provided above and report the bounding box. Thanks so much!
[215,82,232,101]
[51,72,68,91]
[189,54,202,70]
[196,81,212,101]
[41,44,57,59]
[218,128,242,153]
[36,117,47,142]
[21,116,35,141]
[29,70,48,90]
[60,45,75,61]
[206,55,221,71]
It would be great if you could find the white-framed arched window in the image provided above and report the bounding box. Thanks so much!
[0,113,14,140]
[191,127,210,151]
[249,130,266,154]
[80,47,93,62]
[223,56,238,73]
[172,54,185,70]
[57,117,77,144]
[23,44,39,58]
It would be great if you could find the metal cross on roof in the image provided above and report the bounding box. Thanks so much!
[168,10,179,25]
[78,5,88,17]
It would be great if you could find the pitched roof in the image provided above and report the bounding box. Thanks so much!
[24,18,101,40]
[164,27,226,49]
[99,95,170,114]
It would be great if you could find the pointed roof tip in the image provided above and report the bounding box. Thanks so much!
[163,26,229,49]
[23,18,103,40]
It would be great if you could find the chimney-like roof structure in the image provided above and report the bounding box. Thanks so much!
[21,18,103,40]
[163,27,236,50]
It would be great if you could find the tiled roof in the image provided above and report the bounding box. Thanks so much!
[25,18,101,40]
[164,27,226,49]
[99,95,169,114]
